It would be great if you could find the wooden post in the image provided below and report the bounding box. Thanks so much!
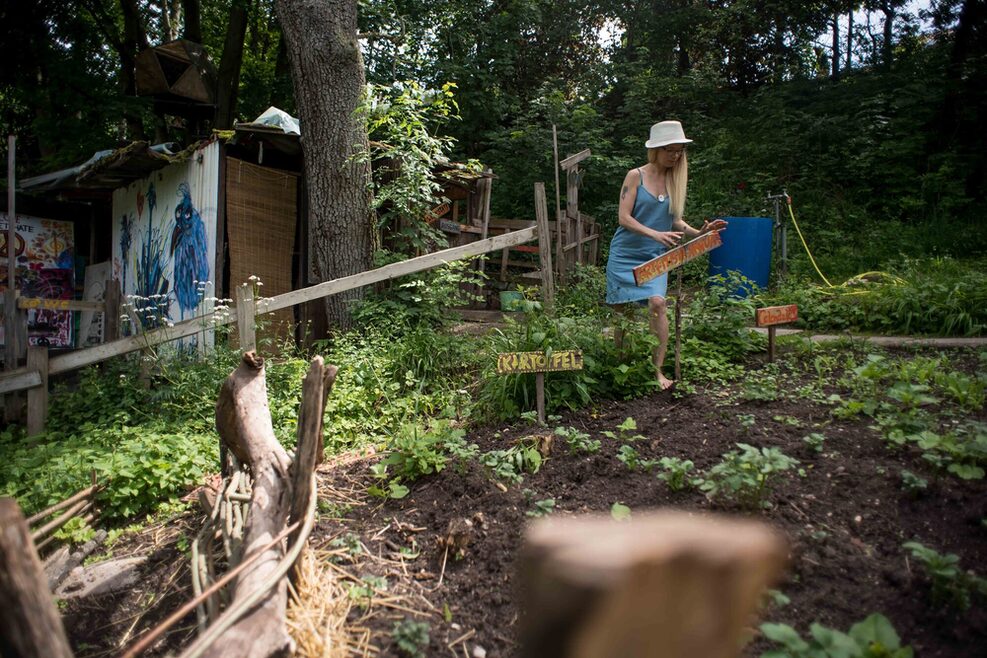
[674,269,683,382]
[535,372,546,425]
[25,346,47,436]
[755,305,798,364]
[0,497,75,658]
[103,279,121,342]
[236,283,256,354]
[519,511,788,658]
[5,135,16,371]
[566,168,578,275]
[534,183,554,312]
[552,126,563,280]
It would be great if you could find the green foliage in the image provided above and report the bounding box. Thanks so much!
[610,503,632,521]
[903,541,987,612]
[526,498,556,518]
[369,419,473,498]
[479,439,543,485]
[760,613,913,658]
[766,258,987,337]
[554,426,601,454]
[699,444,799,509]
[802,433,826,454]
[356,80,475,254]
[900,470,928,496]
[601,417,647,443]
[392,618,431,658]
[616,445,657,472]
[656,457,696,491]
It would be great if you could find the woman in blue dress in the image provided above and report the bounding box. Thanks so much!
[606,120,726,390]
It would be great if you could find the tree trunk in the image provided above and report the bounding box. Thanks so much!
[881,0,894,70]
[832,14,841,80]
[215,0,251,129]
[119,0,149,139]
[846,10,853,72]
[182,0,202,43]
[275,0,377,331]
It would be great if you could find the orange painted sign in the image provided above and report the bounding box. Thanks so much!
[756,305,798,327]
[633,231,722,286]
[18,297,72,311]
[424,203,451,225]
[496,350,583,375]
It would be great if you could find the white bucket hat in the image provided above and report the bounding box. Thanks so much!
[645,120,693,148]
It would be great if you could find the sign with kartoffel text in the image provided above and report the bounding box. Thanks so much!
[496,350,583,375]
[632,231,723,286]
[756,305,798,327]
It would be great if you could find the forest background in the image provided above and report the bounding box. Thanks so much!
[1,0,986,295]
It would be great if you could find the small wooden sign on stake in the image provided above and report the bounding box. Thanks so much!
[496,350,583,424]
[632,231,723,286]
[755,304,798,362]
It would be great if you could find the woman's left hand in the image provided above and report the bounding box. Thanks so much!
[700,218,728,234]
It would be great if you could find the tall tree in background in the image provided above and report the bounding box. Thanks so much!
[275,0,377,330]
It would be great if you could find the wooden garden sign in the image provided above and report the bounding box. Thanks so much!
[497,350,583,424]
[632,231,723,286]
[756,304,798,362]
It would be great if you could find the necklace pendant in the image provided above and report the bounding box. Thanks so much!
[658,194,666,202]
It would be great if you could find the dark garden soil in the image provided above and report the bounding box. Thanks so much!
[62,346,987,658]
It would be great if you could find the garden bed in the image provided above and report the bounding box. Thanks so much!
[62,344,987,657]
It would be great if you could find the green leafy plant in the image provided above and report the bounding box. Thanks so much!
[759,613,913,657]
[555,426,601,454]
[601,417,647,443]
[392,618,431,658]
[611,503,631,521]
[802,433,826,454]
[900,470,928,496]
[656,457,697,491]
[479,438,543,485]
[616,445,657,472]
[526,498,556,517]
[903,541,987,611]
[700,444,799,509]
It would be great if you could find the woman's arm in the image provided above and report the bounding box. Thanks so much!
[618,170,682,248]
[672,217,728,239]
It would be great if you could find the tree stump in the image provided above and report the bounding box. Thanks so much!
[519,510,788,658]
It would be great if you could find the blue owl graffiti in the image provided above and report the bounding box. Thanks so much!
[170,182,210,319]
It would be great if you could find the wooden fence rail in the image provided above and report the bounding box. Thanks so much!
[0,225,541,434]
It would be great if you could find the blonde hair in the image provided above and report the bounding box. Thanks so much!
[647,148,689,220]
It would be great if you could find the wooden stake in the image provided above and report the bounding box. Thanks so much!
[552,126,563,280]
[103,279,121,342]
[519,511,788,658]
[0,497,75,658]
[25,346,47,436]
[533,183,554,312]
[535,372,545,425]
[674,269,683,382]
[235,283,256,354]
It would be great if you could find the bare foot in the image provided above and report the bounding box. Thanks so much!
[657,373,675,390]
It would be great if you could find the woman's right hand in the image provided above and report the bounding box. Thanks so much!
[654,231,683,248]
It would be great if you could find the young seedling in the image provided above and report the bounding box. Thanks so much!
[526,498,556,517]
[656,456,696,491]
[616,445,657,472]
[392,618,430,658]
[601,417,647,443]
[802,432,826,454]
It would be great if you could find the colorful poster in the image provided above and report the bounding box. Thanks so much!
[0,213,75,349]
[111,141,219,347]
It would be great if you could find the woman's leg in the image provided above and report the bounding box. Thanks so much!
[648,295,673,389]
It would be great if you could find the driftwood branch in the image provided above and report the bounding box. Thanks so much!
[206,352,293,658]
[0,497,75,658]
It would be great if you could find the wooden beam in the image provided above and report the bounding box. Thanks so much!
[559,149,591,171]
[0,497,75,658]
[5,136,17,373]
[25,346,47,436]
[534,183,554,311]
[0,368,41,394]
[260,227,537,315]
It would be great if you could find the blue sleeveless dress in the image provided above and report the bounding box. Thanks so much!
[605,170,675,303]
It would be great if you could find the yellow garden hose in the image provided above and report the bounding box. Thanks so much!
[783,193,905,295]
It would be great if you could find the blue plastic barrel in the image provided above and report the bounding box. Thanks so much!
[708,217,773,297]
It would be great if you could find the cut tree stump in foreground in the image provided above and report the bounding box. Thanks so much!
[0,497,75,658]
[519,511,788,658]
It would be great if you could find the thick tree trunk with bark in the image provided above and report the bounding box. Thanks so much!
[120,0,150,139]
[275,0,378,331]
[215,0,251,129]
[182,0,202,42]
